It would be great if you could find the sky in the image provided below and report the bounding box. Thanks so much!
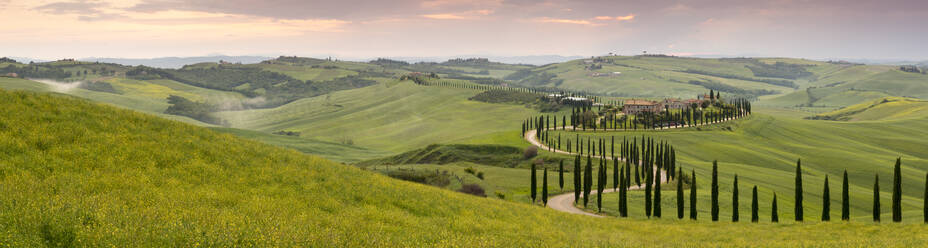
[1,0,927,61]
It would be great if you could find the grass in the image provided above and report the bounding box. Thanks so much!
[216,80,542,153]
[547,110,928,223]
[211,127,389,163]
[5,85,928,246]
[811,97,928,121]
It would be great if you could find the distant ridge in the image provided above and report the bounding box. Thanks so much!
[80,55,273,69]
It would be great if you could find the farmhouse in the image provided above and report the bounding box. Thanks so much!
[622,99,661,114]
[2,72,18,78]
[662,98,687,109]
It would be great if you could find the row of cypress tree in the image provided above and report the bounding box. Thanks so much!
[532,157,928,224]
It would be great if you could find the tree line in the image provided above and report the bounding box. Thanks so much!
[530,156,928,224]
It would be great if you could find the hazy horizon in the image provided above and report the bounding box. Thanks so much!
[2,0,927,61]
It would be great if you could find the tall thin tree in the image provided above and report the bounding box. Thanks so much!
[822,175,831,221]
[690,169,698,220]
[677,167,684,219]
[574,156,581,204]
[751,186,759,222]
[873,173,881,222]
[733,174,740,222]
[892,158,902,222]
[559,160,564,190]
[842,170,850,221]
[795,159,804,222]
[531,163,537,203]
[654,167,662,218]
[583,155,593,208]
[711,160,719,221]
[542,167,549,206]
[772,192,779,223]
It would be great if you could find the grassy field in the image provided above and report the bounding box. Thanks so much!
[4,89,928,246]
[811,97,928,121]
[215,80,544,153]
[547,110,928,222]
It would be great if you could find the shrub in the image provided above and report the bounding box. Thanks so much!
[494,191,506,199]
[458,184,487,197]
[524,146,538,159]
[476,172,485,180]
[464,167,476,175]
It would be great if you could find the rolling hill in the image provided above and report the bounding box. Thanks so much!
[810,97,928,121]
[4,89,928,246]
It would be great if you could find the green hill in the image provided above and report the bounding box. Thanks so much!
[215,80,544,153]
[810,97,928,121]
[4,89,928,246]
[548,111,928,222]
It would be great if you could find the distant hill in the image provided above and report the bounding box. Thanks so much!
[809,97,928,121]
[80,55,273,69]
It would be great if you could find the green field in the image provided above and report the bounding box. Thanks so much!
[216,80,543,153]
[5,89,928,246]
[545,110,928,222]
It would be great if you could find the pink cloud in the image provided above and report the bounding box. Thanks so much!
[534,17,595,26]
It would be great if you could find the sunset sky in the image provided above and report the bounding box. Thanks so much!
[1,0,927,60]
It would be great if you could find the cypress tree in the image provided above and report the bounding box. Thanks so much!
[597,159,604,212]
[772,193,779,223]
[531,163,537,203]
[924,172,927,223]
[795,159,804,222]
[613,157,619,190]
[751,186,759,222]
[583,155,593,208]
[574,156,581,204]
[874,174,881,222]
[645,161,653,218]
[893,158,902,222]
[654,167,662,218]
[733,174,739,222]
[822,175,831,221]
[543,168,549,206]
[843,170,850,221]
[559,160,564,190]
[711,160,719,221]
[677,167,684,219]
[690,169,698,220]
[619,167,627,217]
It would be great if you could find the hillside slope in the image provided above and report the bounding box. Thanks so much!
[4,90,928,246]
[810,97,928,121]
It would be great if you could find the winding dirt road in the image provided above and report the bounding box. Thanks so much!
[524,116,740,217]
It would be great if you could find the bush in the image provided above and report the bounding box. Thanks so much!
[458,184,487,197]
[476,172,485,180]
[524,146,538,159]
[464,167,476,175]
[494,191,506,199]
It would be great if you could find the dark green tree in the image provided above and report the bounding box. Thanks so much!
[583,155,593,208]
[654,167,662,218]
[843,170,850,221]
[690,169,698,220]
[822,175,831,221]
[795,159,804,222]
[597,159,605,212]
[711,160,719,221]
[772,193,779,223]
[543,168,549,206]
[732,174,739,222]
[874,174,881,222]
[574,156,581,204]
[619,167,627,217]
[531,163,537,203]
[613,157,619,190]
[751,186,759,222]
[892,158,902,222]
[677,167,684,219]
[559,160,564,190]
